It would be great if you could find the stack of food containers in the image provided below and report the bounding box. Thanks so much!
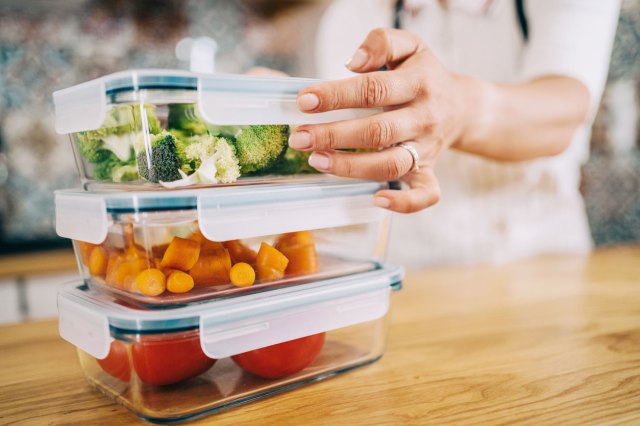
[53,70,403,423]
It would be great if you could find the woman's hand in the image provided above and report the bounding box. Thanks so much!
[289,28,475,213]
[290,27,591,214]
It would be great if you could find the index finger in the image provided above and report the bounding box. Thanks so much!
[298,70,419,112]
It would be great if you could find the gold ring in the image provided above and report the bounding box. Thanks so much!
[396,143,420,173]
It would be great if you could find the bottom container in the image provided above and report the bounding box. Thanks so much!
[58,265,402,423]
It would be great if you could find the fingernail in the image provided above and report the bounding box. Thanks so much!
[308,152,331,171]
[345,48,368,70]
[297,93,320,111]
[374,196,391,208]
[288,131,313,150]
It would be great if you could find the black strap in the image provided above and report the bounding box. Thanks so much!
[515,0,529,41]
[394,0,529,42]
[393,0,404,29]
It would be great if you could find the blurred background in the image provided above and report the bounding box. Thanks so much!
[0,0,638,323]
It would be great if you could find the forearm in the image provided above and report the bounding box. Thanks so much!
[454,76,591,161]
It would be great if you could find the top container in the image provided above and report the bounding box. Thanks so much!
[53,70,377,190]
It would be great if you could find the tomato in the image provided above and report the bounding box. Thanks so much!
[231,333,325,379]
[131,331,216,386]
[96,340,131,382]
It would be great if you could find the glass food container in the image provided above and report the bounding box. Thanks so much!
[56,180,392,307]
[58,265,403,423]
[53,69,377,190]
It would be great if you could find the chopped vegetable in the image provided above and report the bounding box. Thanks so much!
[167,103,208,136]
[167,271,195,294]
[233,125,289,174]
[230,262,256,287]
[275,231,319,276]
[160,134,240,187]
[188,230,225,255]
[137,132,183,183]
[255,242,289,282]
[259,148,319,176]
[223,240,258,264]
[78,241,97,266]
[78,104,160,182]
[189,250,232,286]
[135,268,167,296]
[108,257,149,290]
[161,237,201,271]
[89,246,108,277]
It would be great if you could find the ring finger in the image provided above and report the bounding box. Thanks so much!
[308,141,425,180]
[289,108,422,152]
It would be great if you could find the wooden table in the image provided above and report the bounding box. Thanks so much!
[1,246,639,425]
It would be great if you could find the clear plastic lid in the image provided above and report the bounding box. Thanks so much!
[56,179,391,244]
[53,69,379,134]
[58,264,403,359]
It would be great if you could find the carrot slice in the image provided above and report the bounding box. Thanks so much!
[275,231,319,276]
[78,241,98,266]
[189,249,232,286]
[112,258,150,290]
[256,242,289,282]
[224,240,258,264]
[89,246,109,278]
[161,237,201,271]
[135,268,166,296]
[282,245,319,276]
[167,271,195,293]
[105,251,125,287]
[274,231,315,252]
[188,230,225,255]
[230,262,256,287]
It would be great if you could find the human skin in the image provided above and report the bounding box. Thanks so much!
[288,28,590,213]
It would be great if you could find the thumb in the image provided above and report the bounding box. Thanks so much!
[345,28,424,73]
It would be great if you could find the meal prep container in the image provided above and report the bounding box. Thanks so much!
[56,180,392,307]
[53,69,377,190]
[58,265,402,423]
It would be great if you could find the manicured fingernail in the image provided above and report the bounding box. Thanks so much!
[297,93,320,111]
[374,196,391,208]
[288,131,313,149]
[308,152,330,171]
[345,48,368,70]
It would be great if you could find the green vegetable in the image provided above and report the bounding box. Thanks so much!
[93,153,121,181]
[232,125,289,174]
[77,104,160,164]
[180,134,241,184]
[111,164,140,182]
[258,148,319,175]
[93,153,137,181]
[137,132,183,183]
[167,104,208,136]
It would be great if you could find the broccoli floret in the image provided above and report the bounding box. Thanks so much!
[232,125,289,174]
[182,134,240,183]
[93,153,138,182]
[167,104,208,136]
[77,104,160,165]
[93,153,121,181]
[259,148,319,175]
[76,133,112,163]
[111,164,140,182]
[137,132,183,183]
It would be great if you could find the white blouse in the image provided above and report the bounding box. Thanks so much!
[314,0,620,267]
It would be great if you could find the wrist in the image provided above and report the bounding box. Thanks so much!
[452,74,499,152]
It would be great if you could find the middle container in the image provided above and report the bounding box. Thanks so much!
[56,179,392,307]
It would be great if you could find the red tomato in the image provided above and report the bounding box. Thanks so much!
[96,340,131,382]
[231,333,325,379]
[131,330,216,386]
